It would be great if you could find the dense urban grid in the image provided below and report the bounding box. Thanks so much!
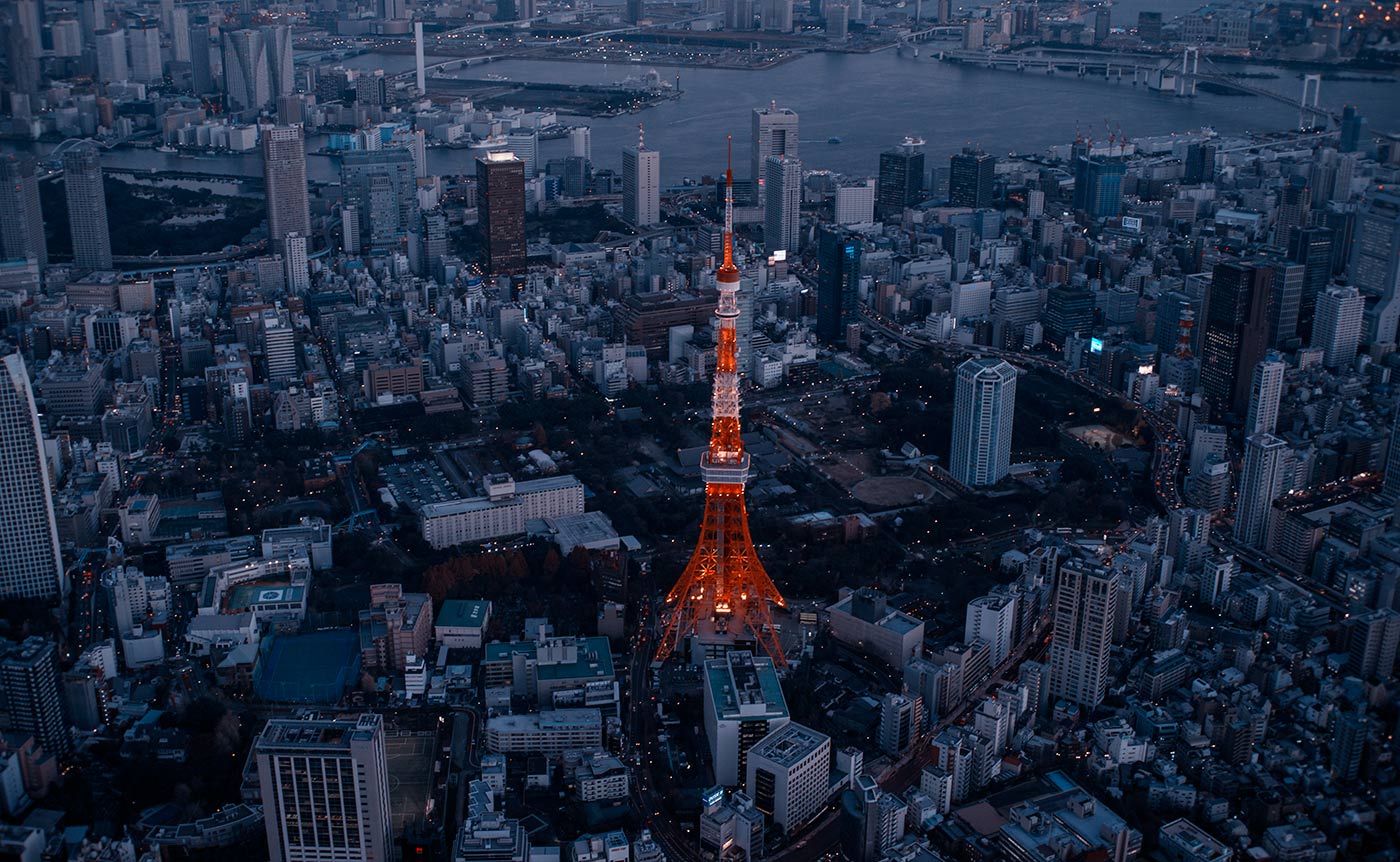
[1,0,1399,862]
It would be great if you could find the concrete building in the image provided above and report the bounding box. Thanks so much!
[62,143,113,271]
[435,599,492,648]
[1312,285,1364,368]
[420,475,585,549]
[622,130,660,228]
[0,638,70,759]
[745,722,832,833]
[255,714,392,862]
[704,651,790,786]
[827,588,924,669]
[1048,564,1119,709]
[485,709,603,757]
[262,126,312,257]
[764,155,802,254]
[1236,433,1289,550]
[950,358,1017,487]
[964,593,1017,666]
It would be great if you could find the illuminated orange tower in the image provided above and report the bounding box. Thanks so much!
[655,139,786,666]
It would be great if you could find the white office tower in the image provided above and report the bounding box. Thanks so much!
[751,102,798,190]
[0,354,65,600]
[343,206,361,255]
[1244,359,1285,437]
[222,29,270,112]
[622,126,660,228]
[703,651,790,786]
[95,28,127,83]
[763,155,801,255]
[877,693,920,755]
[127,24,162,82]
[1199,554,1237,609]
[1312,285,1364,368]
[284,233,310,295]
[262,126,312,257]
[506,129,538,177]
[262,312,298,385]
[835,180,875,225]
[414,21,426,93]
[1048,563,1119,710]
[256,714,392,862]
[964,593,1017,665]
[950,357,1017,487]
[1352,189,1400,346]
[745,723,831,833]
[569,126,592,160]
[1236,433,1289,550]
[170,5,191,61]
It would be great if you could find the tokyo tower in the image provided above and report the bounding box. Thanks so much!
[655,139,787,666]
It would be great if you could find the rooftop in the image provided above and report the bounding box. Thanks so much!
[438,599,492,629]
[749,722,830,768]
[705,651,788,721]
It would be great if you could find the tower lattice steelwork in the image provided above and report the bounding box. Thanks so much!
[656,139,786,666]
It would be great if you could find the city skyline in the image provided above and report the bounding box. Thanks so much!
[1,2,1400,862]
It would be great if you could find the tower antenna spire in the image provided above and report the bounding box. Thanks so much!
[723,136,734,266]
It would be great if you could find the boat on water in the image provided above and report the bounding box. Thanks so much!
[484,73,509,81]
[828,136,842,144]
[468,134,510,151]
[155,145,177,153]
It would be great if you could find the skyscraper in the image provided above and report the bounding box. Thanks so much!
[1312,285,1364,368]
[1244,358,1284,437]
[0,638,70,758]
[1183,142,1216,184]
[188,18,213,93]
[283,233,309,295]
[2,1,40,97]
[1263,259,1303,349]
[1271,176,1310,249]
[342,149,419,251]
[62,142,113,271]
[622,126,660,228]
[1344,609,1400,679]
[1352,188,1400,346]
[764,155,801,255]
[950,357,1017,488]
[127,23,162,83]
[751,102,798,189]
[222,27,291,113]
[876,139,924,220]
[0,354,64,600]
[815,226,860,344]
[1236,433,1289,549]
[476,152,527,275]
[1048,563,1119,710]
[1072,156,1125,219]
[221,28,269,112]
[262,126,312,257]
[255,714,393,862]
[1199,260,1271,419]
[1339,104,1368,154]
[948,147,994,209]
[0,154,48,267]
[94,27,127,83]
[1289,226,1333,342]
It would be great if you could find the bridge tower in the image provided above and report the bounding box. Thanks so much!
[1175,46,1199,97]
[1300,74,1322,129]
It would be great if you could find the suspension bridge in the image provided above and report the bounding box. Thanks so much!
[937,46,1396,137]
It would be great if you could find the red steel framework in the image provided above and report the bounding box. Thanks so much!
[655,138,787,666]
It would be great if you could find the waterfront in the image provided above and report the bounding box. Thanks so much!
[5,48,1398,186]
